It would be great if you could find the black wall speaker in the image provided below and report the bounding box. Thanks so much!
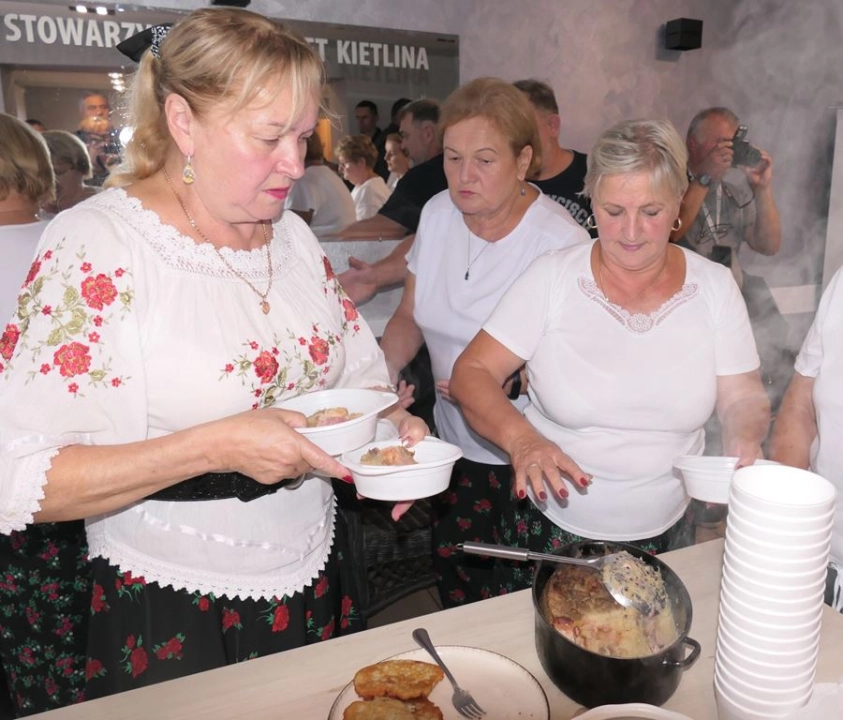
[665,18,703,51]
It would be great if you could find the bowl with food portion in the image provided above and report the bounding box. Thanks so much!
[533,541,700,709]
[277,388,398,456]
[340,437,463,501]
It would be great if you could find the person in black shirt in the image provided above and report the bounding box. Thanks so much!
[514,79,593,234]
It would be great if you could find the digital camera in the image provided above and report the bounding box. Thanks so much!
[731,125,763,168]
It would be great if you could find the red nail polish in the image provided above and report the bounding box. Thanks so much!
[579,475,591,487]
[341,475,354,484]
[559,488,569,499]
[517,489,526,500]
[538,491,547,501]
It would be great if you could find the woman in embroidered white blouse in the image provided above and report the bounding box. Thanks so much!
[0,8,426,702]
[450,118,770,569]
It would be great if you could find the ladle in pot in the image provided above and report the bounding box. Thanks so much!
[458,541,667,616]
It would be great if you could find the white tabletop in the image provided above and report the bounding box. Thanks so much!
[31,539,843,719]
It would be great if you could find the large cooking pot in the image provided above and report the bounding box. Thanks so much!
[532,541,701,708]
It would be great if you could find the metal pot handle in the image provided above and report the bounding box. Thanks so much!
[662,636,701,670]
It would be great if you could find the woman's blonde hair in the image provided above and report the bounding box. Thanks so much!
[335,134,378,169]
[0,113,55,205]
[438,77,542,179]
[108,7,325,188]
[584,118,689,201]
[42,130,93,179]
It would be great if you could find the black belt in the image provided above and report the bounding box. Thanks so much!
[146,472,305,503]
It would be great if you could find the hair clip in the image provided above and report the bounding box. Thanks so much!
[116,23,173,63]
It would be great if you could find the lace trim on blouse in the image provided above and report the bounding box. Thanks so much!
[0,448,56,534]
[86,496,337,602]
[578,277,699,333]
[93,190,297,280]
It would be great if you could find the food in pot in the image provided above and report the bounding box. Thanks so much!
[360,446,418,466]
[343,696,443,720]
[353,659,444,700]
[541,563,679,659]
[602,550,668,615]
[305,407,362,427]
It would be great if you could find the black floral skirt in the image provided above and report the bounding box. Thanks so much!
[0,521,90,717]
[85,511,362,700]
[431,458,515,608]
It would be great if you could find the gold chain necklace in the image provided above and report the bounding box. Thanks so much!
[464,226,493,281]
[163,168,273,314]
[597,246,668,306]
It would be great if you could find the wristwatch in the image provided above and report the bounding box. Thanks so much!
[688,169,712,187]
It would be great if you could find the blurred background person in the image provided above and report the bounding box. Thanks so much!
[41,130,98,216]
[770,265,843,613]
[0,113,90,717]
[379,78,588,607]
[384,97,412,136]
[336,134,392,221]
[25,118,46,132]
[75,90,122,187]
[354,99,388,180]
[283,133,355,240]
[384,131,410,191]
[451,118,770,595]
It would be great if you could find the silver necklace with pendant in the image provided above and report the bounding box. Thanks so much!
[465,226,492,281]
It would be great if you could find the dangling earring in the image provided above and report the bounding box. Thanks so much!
[586,214,597,230]
[182,154,195,185]
[520,184,526,197]
[672,217,682,232]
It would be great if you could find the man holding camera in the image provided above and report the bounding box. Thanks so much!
[673,106,781,288]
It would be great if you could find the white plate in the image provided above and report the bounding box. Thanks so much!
[277,388,398,456]
[328,646,549,719]
[341,437,463,501]
[573,703,694,719]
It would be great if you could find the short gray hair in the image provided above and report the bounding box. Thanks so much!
[583,118,688,201]
[687,106,739,142]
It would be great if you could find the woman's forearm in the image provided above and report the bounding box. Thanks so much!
[36,422,221,522]
[379,314,424,383]
[769,374,816,470]
[451,359,539,455]
[718,391,771,453]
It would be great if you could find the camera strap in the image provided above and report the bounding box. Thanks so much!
[701,184,723,242]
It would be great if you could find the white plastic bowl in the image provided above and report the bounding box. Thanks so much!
[573,704,693,719]
[721,555,827,601]
[730,465,836,517]
[720,571,826,614]
[717,624,820,667]
[716,633,818,681]
[728,495,835,533]
[674,456,778,504]
[277,388,398,456]
[718,594,823,641]
[723,548,829,587]
[341,437,463,501]
[717,610,822,655]
[715,670,813,717]
[724,522,831,561]
[726,510,834,546]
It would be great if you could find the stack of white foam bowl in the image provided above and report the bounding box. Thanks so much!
[714,464,836,720]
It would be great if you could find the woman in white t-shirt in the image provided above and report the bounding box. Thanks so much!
[451,118,770,588]
[380,78,588,607]
[336,134,392,220]
[771,266,843,613]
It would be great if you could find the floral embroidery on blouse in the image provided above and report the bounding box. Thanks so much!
[0,240,133,394]
[222,325,346,409]
[578,276,699,333]
[322,255,361,335]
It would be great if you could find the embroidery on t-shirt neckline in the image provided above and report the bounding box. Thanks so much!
[578,277,699,333]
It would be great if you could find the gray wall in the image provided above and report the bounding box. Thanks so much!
[32,0,843,342]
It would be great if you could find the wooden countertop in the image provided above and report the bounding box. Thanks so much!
[31,539,843,719]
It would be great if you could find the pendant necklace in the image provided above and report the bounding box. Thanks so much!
[465,226,493,281]
[163,168,273,314]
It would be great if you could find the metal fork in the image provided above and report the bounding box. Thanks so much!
[412,628,486,719]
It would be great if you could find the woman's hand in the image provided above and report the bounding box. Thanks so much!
[436,379,454,403]
[725,436,764,470]
[396,379,416,409]
[212,408,350,484]
[508,430,591,501]
[397,414,429,446]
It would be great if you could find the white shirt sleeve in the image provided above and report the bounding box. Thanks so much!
[795,265,843,378]
[708,261,761,375]
[483,252,557,361]
[0,208,148,533]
